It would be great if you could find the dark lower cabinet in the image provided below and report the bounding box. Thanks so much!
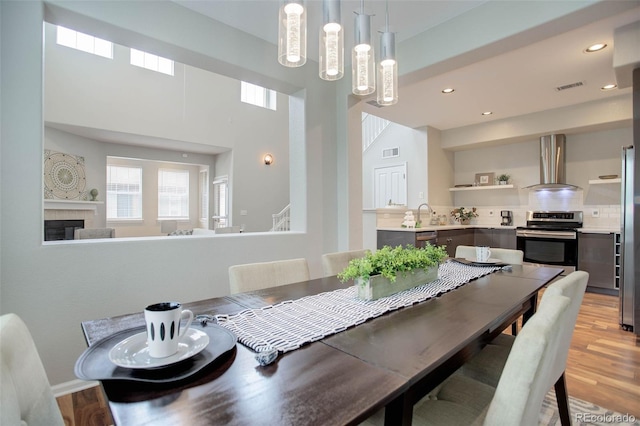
[578,232,616,292]
[377,228,516,258]
[377,230,437,249]
[436,229,475,257]
[475,228,516,249]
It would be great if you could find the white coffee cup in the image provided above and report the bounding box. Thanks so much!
[144,302,194,358]
[476,246,492,262]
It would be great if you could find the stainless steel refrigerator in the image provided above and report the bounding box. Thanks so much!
[620,68,640,335]
[620,145,636,332]
[621,145,640,329]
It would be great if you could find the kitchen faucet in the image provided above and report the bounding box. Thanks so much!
[417,203,433,227]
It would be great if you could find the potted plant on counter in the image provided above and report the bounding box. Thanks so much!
[338,244,448,301]
[450,206,478,225]
[497,174,510,185]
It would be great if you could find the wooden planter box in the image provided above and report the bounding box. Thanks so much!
[356,265,439,301]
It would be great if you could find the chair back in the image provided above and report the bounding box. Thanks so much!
[74,228,115,239]
[321,249,369,277]
[1,314,65,426]
[539,270,588,383]
[484,293,571,426]
[455,245,523,264]
[229,258,310,294]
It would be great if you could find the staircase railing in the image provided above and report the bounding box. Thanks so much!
[271,204,290,231]
[362,113,390,152]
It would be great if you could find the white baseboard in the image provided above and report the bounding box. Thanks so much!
[51,379,99,397]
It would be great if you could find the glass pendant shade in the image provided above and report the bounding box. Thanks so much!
[352,13,375,95]
[377,31,398,106]
[319,0,343,80]
[278,0,307,67]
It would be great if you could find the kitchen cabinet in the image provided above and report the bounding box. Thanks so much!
[577,232,616,293]
[377,230,437,249]
[436,229,475,257]
[475,228,516,249]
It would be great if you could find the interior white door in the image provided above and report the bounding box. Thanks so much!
[374,164,407,208]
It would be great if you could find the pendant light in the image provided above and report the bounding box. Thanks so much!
[377,2,397,106]
[278,0,307,67]
[352,0,375,95]
[319,0,344,80]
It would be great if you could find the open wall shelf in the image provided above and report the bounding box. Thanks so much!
[449,184,515,192]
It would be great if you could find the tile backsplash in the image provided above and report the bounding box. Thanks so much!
[375,190,621,230]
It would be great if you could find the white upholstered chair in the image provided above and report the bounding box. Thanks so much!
[454,245,524,265]
[321,249,369,277]
[1,313,65,426]
[413,292,571,425]
[229,258,310,294]
[458,270,588,425]
[413,271,588,426]
[74,227,115,239]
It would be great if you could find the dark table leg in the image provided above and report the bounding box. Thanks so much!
[385,392,413,426]
[521,293,538,325]
[554,372,571,426]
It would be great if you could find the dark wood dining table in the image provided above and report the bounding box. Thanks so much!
[80,263,562,426]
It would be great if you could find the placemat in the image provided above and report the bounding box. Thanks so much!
[216,262,501,353]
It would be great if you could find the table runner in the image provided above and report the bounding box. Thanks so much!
[216,262,502,353]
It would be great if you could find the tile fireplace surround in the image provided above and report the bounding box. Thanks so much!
[44,210,96,241]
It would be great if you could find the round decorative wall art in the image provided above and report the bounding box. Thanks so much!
[44,150,87,200]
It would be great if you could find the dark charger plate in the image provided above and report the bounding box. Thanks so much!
[75,323,237,383]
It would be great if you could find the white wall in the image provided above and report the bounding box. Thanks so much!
[1,0,337,387]
[452,126,631,228]
[45,126,217,233]
[44,21,290,233]
[362,120,428,209]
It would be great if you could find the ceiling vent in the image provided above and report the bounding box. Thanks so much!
[555,81,584,91]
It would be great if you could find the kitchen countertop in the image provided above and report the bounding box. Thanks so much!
[377,225,518,232]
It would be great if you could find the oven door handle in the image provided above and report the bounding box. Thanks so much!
[516,230,576,239]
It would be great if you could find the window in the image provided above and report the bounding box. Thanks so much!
[241,81,276,110]
[199,170,209,222]
[107,166,142,219]
[158,169,189,219]
[56,26,113,59]
[212,177,229,228]
[130,48,174,76]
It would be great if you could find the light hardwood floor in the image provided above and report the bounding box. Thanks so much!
[57,290,640,424]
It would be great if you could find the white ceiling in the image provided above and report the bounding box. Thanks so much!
[175,0,640,131]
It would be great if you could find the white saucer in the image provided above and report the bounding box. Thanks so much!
[109,328,209,369]
[466,257,502,264]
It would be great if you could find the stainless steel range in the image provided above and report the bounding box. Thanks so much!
[516,211,583,276]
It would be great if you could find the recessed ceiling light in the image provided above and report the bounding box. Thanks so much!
[441,88,455,94]
[481,111,492,116]
[601,84,617,91]
[585,43,607,53]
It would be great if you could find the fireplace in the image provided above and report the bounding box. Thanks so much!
[44,220,84,241]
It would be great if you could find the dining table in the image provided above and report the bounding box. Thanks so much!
[79,262,562,426]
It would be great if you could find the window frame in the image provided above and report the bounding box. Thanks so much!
[106,165,143,221]
[157,168,190,220]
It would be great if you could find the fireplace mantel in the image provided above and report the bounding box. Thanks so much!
[44,200,103,214]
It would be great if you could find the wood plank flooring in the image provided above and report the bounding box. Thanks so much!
[56,290,640,424]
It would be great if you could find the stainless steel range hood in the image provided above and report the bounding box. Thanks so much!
[526,134,581,191]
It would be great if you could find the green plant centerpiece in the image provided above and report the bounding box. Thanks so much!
[338,244,448,301]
